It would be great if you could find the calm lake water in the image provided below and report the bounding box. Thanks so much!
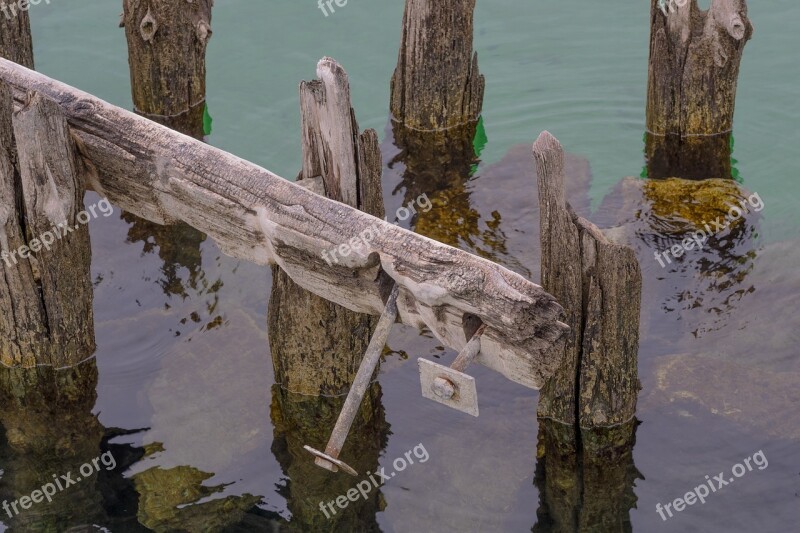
[1,1,798,531]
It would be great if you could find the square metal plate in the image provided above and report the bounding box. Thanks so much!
[418,358,479,417]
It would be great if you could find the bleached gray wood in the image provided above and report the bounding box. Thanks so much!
[0,57,569,389]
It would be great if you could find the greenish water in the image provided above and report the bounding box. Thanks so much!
[0,1,796,532]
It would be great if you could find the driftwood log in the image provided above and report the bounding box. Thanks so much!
[0,58,568,389]
[121,0,213,138]
[534,131,641,429]
[0,82,94,367]
[0,5,34,69]
[646,0,753,179]
[269,57,385,397]
[390,0,484,132]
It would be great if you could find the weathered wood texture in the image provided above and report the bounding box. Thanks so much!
[0,83,94,367]
[122,0,212,138]
[0,7,33,69]
[390,0,484,131]
[0,58,568,389]
[534,132,641,428]
[646,0,753,179]
[270,58,385,397]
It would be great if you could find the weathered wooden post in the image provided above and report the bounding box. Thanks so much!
[390,0,484,133]
[532,131,642,530]
[388,0,486,253]
[121,0,212,139]
[534,131,641,444]
[0,5,34,68]
[269,57,385,399]
[0,82,95,368]
[120,0,211,296]
[646,0,753,179]
[268,57,389,529]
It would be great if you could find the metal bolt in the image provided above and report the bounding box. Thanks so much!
[432,377,456,399]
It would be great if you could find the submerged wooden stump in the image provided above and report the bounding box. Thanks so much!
[534,131,641,440]
[270,386,387,531]
[646,0,753,179]
[390,0,484,132]
[122,0,212,139]
[0,82,94,367]
[0,6,33,69]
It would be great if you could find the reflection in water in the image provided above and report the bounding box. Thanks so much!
[0,362,115,531]
[270,385,389,532]
[533,419,640,533]
[133,463,264,532]
[386,120,519,270]
[121,213,208,300]
[596,177,761,345]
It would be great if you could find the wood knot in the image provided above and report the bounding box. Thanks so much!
[728,15,746,40]
[139,8,158,42]
[196,20,212,43]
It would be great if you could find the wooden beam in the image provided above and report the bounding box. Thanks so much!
[0,57,569,389]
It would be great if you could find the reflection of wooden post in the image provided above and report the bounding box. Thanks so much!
[534,131,641,438]
[271,386,387,532]
[390,0,484,132]
[0,7,33,68]
[122,0,212,139]
[646,0,753,179]
[0,83,94,367]
[269,58,385,397]
[0,363,106,531]
[533,419,640,533]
